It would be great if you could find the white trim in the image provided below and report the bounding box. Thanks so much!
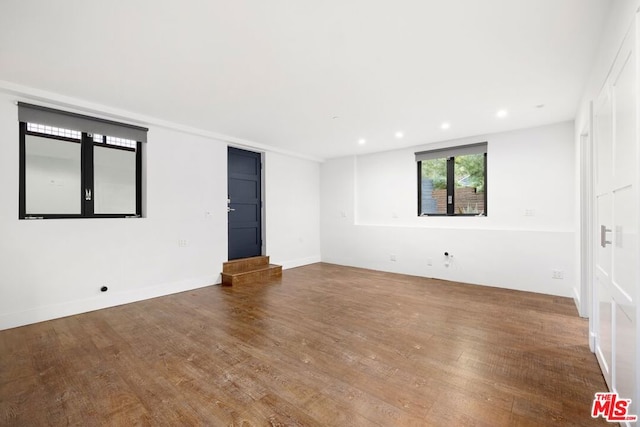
[0,80,324,163]
[279,255,322,270]
[572,286,581,314]
[0,274,221,331]
[596,345,611,387]
[579,107,594,320]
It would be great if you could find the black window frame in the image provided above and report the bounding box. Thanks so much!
[416,142,488,217]
[18,104,146,220]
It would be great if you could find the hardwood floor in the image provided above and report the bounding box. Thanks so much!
[0,263,612,426]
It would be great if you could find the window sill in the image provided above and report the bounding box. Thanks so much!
[419,214,487,217]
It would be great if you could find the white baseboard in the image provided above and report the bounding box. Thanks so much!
[0,274,221,331]
[279,255,322,270]
[0,256,323,331]
[572,286,584,317]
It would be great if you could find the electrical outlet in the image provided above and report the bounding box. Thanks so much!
[178,239,188,247]
[552,270,564,279]
[426,258,432,266]
[390,254,397,262]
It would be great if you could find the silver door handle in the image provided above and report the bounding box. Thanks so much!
[227,207,236,212]
[85,189,92,201]
[600,225,612,247]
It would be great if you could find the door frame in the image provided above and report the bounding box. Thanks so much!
[579,105,594,328]
[259,151,266,256]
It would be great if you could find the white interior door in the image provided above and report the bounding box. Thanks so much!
[592,19,638,423]
[594,74,614,389]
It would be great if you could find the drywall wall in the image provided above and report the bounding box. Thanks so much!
[321,122,576,297]
[265,151,321,269]
[0,93,321,330]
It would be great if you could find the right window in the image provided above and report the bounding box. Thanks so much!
[416,142,487,216]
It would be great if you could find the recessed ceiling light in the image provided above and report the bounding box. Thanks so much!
[440,122,450,130]
[496,109,508,118]
[395,131,404,139]
[358,138,366,145]
[535,104,545,109]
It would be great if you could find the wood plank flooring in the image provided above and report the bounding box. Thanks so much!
[0,263,612,426]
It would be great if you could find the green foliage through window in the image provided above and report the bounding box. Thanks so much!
[418,144,487,216]
[455,154,484,191]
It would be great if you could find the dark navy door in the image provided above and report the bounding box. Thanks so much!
[227,147,262,260]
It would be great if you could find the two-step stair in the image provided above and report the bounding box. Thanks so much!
[221,256,282,286]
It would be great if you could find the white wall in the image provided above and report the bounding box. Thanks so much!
[265,151,321,269]
[321,122,576,297]
[0,93,321,330]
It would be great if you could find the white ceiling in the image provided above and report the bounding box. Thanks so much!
[0,0,611,160]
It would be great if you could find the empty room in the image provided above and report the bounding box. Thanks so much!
[0,0,638,426]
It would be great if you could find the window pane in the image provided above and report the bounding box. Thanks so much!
[454,153,485,214]
[93,146,136,214]
[25,134,82,214]
[420,157,447,214]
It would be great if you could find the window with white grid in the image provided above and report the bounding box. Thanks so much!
[27,123,81,139]
[93,134,137,149]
